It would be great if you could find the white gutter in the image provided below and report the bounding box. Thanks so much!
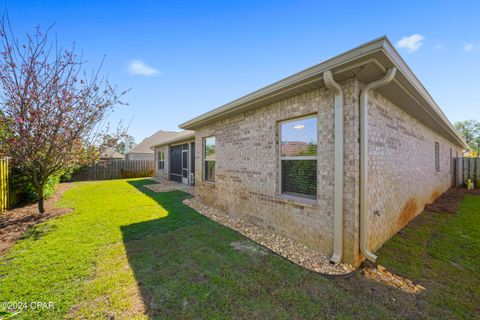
[323,70,344,264]
[359,67,397,262]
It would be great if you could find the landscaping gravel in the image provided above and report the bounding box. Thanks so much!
[146,179,195,195]
[183,197,354,275]
[363,265,426,294]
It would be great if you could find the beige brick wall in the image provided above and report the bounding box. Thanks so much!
[367,91,463,252]
[191,79,463,266]
[153,145,169,180]
[194,79,361,262]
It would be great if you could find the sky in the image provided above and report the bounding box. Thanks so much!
[3,0,480,143]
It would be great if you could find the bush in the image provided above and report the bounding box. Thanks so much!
[60,165,88,182]
[10,168,61,204]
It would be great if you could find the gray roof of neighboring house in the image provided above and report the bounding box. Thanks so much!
[179,36,467,149]
[151,130,195,148]
[100,147,125,159]
[128,130,180,154]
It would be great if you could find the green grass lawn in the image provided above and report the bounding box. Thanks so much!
[376,194,480,319]
[0,179,478,319]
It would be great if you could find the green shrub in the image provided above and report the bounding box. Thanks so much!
[60,165,88,182]
[10,168,61,204]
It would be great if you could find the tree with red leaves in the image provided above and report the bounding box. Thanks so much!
[0,16,127,213]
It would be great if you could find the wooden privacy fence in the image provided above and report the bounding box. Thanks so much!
[461,157,480,188]
[0,158,13,212]
[73,159,155,181]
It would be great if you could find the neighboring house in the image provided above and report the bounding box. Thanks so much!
[152,130,195,185]
[126,130,179,161]
[175,36,467,267]
[100,147,125,160]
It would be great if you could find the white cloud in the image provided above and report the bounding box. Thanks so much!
[464,43,474,52]
[128,60,160,76]
[396,34,424,53]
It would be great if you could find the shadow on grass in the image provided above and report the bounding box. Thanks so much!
[120,179,406,319]
[123,179,202,241]
[20,224,58,241]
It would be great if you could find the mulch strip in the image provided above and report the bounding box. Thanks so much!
[425,187,480,213]
[0,183,73,256]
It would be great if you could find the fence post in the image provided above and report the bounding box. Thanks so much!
[476,157,480,188]
[0,158,10,212]
[456,158,462,187]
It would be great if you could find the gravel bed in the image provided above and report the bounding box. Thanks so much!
[145,179,195,195]
[183,197,354,275]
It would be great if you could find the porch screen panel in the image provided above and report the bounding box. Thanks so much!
[170,145,182,182]
[190,142,195,174]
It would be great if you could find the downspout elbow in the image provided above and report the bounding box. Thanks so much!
[324,70,344,264]
[359,67,397,263]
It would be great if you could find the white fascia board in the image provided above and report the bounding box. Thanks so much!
[179,36,467,149]
[179,36,387,129]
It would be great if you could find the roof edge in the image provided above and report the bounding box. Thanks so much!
[180,36,387,130]
[150,132,195,149]
[379,39,468,149]
[179,36,467,149]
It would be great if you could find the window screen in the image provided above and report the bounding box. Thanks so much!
[280,116,317,198]
[435,142,440,172]
[204,137,216,182]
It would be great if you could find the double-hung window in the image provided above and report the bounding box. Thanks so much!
[203,137,216,182]
[279,115,317,199]
[158,151,165,170]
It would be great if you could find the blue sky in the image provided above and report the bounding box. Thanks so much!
[4,0,480,143]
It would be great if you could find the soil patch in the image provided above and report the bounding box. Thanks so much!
[425,187,480,213]
[230,240,269,256]
[0,183,73,256]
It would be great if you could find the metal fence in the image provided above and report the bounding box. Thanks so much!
[72,159,155,181]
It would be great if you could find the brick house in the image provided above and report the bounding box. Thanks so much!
[161,37,467,266]
[152,130,195,185]
[126,130,179,161]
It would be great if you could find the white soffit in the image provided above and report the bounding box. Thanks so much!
[180,37,467,148]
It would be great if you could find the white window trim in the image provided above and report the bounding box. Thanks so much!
[203,136,216,183]
[278,114,318,200]
[158,151,165,170]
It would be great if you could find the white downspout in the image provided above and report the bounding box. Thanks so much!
[323,70,344,264]
[359,67,397,262]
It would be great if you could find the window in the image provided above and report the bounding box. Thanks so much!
[203,137,216,182]
[450,148,452,174]
[280,115,317,199]
[158,151,165,170]
[435,142,440,172]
